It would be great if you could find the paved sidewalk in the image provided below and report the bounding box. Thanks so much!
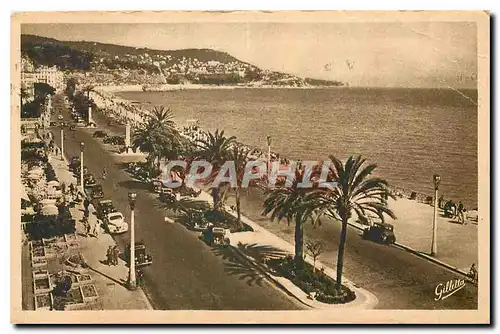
[193,189,378,309]
[348,198,478,273]
[49,153,153,310]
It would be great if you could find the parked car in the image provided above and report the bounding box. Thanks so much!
[103,212,128,234]
[124,242,153,267]
[84,174,97,188]
[104,135,125,146]
[159,188,176,203]
[76,120,87,127]
[21,198,35,216]
[94,199,117,219]
[362,222,396,244]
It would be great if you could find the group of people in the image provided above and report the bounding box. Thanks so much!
[439,195,467,224]
[106,245,120,266]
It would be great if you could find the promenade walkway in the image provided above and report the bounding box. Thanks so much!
[83,95,478,309]
[48,153,152,310]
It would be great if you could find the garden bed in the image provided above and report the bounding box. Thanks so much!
[31,257,48,268]
[29,240,44,251]
[54,286,86,310]
[64,233,77,243]
[265,256,356,304]
[65,252,88,269]
[44,244,67,259]
[42,235,66,246]
[81,284,99,302]
[76,274,93,285]
[34,293,53,311]
[31,246,46,260]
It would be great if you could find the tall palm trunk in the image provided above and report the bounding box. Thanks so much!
[294,218,305,268]
[335,215,349,293]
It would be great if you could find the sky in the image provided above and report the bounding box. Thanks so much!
[21,22,478,88]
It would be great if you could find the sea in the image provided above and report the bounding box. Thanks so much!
[116,87,478,209]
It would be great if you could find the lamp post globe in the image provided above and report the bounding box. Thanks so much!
[80,142,84,193]
[431,174,441,256]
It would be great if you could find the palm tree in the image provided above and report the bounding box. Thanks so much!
[317,155,396,293]
[20,87,30,106]
[133,106,182,173]
[196,129,236,210]
[149,106,176,129]
[132,121,168,170]
[82,85,95,99]
[262,167,322,267]
[225,144,250,229]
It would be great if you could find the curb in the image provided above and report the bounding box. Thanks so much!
[346,222,470,278]
[48,146,155,310]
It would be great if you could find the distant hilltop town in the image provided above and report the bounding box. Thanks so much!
[21,34,345,89]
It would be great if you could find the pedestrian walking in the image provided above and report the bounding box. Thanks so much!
[91,222,100,238]
[112,245,119,265]
[84,198,90,210]
[136,269,144,286]
[106,246,113,266]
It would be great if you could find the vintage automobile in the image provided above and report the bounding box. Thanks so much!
[21,198,36,216]
[84,174,97,188]
[159,188,177,203]
[151,179,165,193]
[178,185,202,198]
[200,225,230,247]
[103,212,128,234]
[124,242,153,267]
[94,199,117,219]
[92,130,108,139]
[86,184,104,200]
[362,222,396,244]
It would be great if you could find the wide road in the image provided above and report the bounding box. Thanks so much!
[52,96,303,310]
[53,95,478,310]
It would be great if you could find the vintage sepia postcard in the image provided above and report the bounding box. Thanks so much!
[10,11,490,324]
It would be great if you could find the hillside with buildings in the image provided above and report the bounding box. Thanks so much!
[21,34,345,89]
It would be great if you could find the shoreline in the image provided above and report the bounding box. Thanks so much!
[94,84,346,93]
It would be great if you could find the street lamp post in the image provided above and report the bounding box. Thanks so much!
[127,192,137,290]
[266,135,272,176]
[431,174,441,256]
[60,123,64,161]
[80,142,85,193]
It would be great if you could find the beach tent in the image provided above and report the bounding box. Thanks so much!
[40,198,57,206]
[40,204,58,216]
[47,180,60,187]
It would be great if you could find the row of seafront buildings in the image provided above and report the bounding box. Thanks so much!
[21,56,65,102]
